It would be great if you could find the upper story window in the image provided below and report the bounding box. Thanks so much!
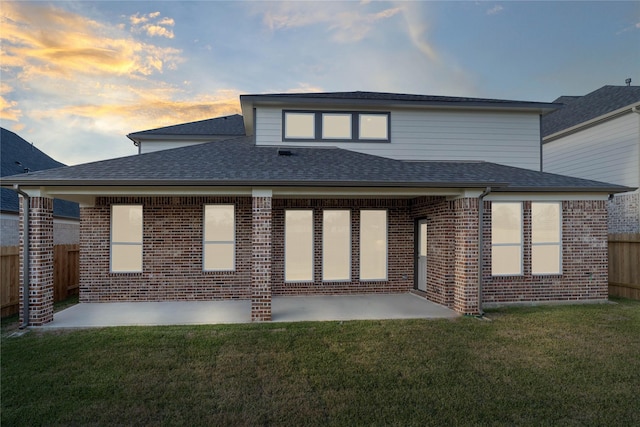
[284,112,315,139]
[283,111,389,143]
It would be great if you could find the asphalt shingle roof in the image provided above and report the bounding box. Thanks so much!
[244,91,549,105]
[542,85,640,137]
[0,128,79,217]
[128,114,245,137]
[1,136,627,193]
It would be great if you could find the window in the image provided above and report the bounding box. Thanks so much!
[359,114,388,140]
[491,203,522,275]
[323,210,351,281]
[322,113,352,139]
[283,111,389,142]
[284,112,315,139]
[203,205,235,271]
[111,205,143,273]
[532,202,561,274]
[360,210,387,280]
[285,210,313,281]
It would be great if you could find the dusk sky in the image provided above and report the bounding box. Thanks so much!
[1,1,639,165]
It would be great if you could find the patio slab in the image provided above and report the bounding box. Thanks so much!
[41,293,458,328]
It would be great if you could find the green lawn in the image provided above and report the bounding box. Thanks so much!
[2,299,639,426]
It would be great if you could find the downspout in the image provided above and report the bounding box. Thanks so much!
[13,185,30,328]
[478,186,491,316]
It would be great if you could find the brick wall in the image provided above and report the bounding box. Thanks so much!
[270,199,414,295]
[251,196,272,321]
[482,200,608,306]
[19,196,54,326]
[78,195,608,314]
[80,196,252,302]
[608,190,639,234]
[411,197,455,307]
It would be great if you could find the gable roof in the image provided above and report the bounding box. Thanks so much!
[0,128,79,218]
[542,85,640,138]
[127,114,245,139]
[1,137,627,194]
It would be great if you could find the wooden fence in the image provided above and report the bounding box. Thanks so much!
[608,234,640,300]
[1,244,79,318]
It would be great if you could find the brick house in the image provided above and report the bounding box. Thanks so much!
[1,91,629,326]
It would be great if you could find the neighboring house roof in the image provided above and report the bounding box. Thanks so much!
[1,137,627,193]
[127,114,245,139]
[542,85,640,138]
[0,128,79,218]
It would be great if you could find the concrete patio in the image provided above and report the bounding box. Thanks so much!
[41,293,458,328]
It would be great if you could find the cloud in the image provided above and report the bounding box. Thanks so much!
[40,89,242,132]
[486,5,504,16]
[261,2,401,43]
[0,82,22,121]
[129,12,175,38]
[396,2,438,62]
[1,3,181,79]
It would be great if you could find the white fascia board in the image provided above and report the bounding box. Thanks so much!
[485,192,610,201]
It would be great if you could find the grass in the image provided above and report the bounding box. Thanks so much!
[2,298,639,426]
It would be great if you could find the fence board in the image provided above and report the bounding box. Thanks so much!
[608,234,640,300]
[1,246,20,317]
[1,244,79,318]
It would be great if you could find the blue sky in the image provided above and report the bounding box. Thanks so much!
[1,1,639,165]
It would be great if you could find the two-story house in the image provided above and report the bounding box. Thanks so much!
[1,91,628,326]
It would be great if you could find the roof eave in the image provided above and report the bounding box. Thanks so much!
[240,94,560,114]
[2,179,505,188]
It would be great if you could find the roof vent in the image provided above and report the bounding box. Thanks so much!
[626,78,632,86]
[278,149,293,156]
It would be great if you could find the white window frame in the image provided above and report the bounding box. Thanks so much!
[285,209,314,282]
[491,202,523,276]
[359,209,388,281]
[531,202,562,275]
[203,204,235,272]
[322,209,351,282]
[110,205,143,273]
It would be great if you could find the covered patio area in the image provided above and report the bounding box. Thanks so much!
[41,293,458,328]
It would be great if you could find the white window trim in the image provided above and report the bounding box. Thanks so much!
[359,209,388,281]
[110,204,143,273]
[531,202,562,276]
[284,209,314,283]
[203,204,236,272]
[322,209,351,282]
[491,202,523,276]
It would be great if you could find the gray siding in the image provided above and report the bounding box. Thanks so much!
[255,106,542,170]
[543,113,640,188]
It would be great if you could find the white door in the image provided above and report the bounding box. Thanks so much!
[417,220,427,291]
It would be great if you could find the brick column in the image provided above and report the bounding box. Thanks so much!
[452,198,480,314]
[251,191,272,321]
[19,196,54,326]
